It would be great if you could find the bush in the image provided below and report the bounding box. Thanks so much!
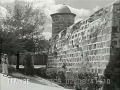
[35,67,47,78]
[46,68,58,79]
[24,52,34,75]
[74,72,103,90]
[46,67,67,84]
[8,65,16,74]
[57,70,66,84]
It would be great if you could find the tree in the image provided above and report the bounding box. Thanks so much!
[34,39,50,54]
[1,0,46,69]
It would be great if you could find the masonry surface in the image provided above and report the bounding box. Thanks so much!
[47,1,120,77]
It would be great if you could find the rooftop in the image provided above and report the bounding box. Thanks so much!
[52,4,73,14]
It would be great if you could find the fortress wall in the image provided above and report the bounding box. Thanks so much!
[63,5,113,75]
[48,3,119,76]
[104,2,120,79]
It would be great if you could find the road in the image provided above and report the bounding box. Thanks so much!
[0,74,72,90]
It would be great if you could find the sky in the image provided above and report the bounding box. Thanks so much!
[0,0,117,39]
[56,0,115,9]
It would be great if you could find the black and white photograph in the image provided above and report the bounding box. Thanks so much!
[0,0,120,90]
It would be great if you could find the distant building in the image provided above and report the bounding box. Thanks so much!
[47,0,120,76]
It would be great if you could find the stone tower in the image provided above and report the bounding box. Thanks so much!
[51,5,76,37]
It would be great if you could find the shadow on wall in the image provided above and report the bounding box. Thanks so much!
[103,49,120,90]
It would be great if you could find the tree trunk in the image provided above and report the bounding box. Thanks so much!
[16,53,20,70]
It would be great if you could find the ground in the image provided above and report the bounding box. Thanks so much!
[0,73,73,90]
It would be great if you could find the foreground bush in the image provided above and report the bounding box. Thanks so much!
[24,52,34,76]
[46,67,67,84]
[74,72,103,90]
[35,67,47,78]
[46,67,58,79]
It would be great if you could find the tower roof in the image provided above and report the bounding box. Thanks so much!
[51,4,73,14]
[56,5,71,13]
[51,4,76,16]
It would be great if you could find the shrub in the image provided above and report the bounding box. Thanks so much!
[74,72,103,90]
[46,67,58,79]
[24,52,34,75]
[8,65,16,74]
[35,67,47,78]
[57,70,66,84]
[46,67,67,84]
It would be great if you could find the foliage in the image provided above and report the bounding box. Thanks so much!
[46,67,58,79]
[34,39,50,53]
[35,67,47,78]
[0,0,47,55]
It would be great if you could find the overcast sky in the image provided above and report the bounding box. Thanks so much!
[0,0,117,39]
[56,0,115,9]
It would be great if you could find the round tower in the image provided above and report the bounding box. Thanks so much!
[51,5,76,37]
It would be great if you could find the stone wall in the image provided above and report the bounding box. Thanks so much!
[48,2,120,77]
[103,2,120,90]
